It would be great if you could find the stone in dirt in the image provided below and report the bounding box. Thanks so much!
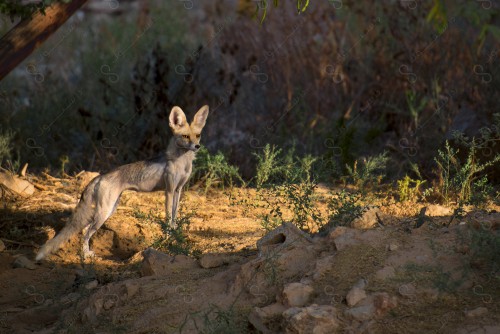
[248,303,287,334]
[199,253,235,269]
[425,204,453,217]
[345,303,375,321]
[256,222,313,256]
[140,248,198,276]
[332,229,361,251]
[351,206,383,229]
[280,282,314,307]
[283,304,339,334]
[388,242,399,251]
[85,280,99,290]
[464,307,488,318]
[346,279,367,307]
[0,171,35,197]
[345,292,397,321]
[12,255,36,270]
[312,255,335,281]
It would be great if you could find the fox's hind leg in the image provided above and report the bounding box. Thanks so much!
[82,183,122,258]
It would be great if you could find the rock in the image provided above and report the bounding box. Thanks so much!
[140,248,198,276]
[12,255,36,270]
[465,307,488,318]
[328,226,348,239]
[248,303,286,334]
[121,281,140,299]
[375,266,395,281]
[0,171,35,197]
[333,229,360,251]
[85,280,99,290]
[199,253,233,269]
[0,239,5,252]
[280,282,314,307]
[345,292,397,321]
[426,204,453,217]
[283,304,339,334]
[345,303,375,321]
[312,255,335,280]
[82,298,104,324]
[373,292,397,315]
[346,280,367,307]
[388,242,399,251]
[351,206,381,229]
[60,292,80,305]
[257,222,313,256]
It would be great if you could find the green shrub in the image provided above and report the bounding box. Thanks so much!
[321,189,367,233]
[435,134,499,206]
[345,152,389,189]
[191,147,244,192]
[136,208,200,257]
[397,175,426,202]
[257,151,324,232]
[253,144,289,188]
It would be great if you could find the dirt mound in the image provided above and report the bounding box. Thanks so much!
[0,176,499,333]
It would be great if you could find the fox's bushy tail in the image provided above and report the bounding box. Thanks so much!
[35,177,100,261]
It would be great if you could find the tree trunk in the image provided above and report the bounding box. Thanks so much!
[0,0,88,81]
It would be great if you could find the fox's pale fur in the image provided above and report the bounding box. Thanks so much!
[36,105,209,261]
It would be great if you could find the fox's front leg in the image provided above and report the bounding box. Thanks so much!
[164,173,176,228]
[165,188,175,228]
[171,187,182,225]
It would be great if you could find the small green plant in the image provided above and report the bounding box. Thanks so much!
[142,209,200,257]
[60,155,69,177]
[258,152,324,232]
[435,138,499,205]
[191,147,244,193]
[345,152,389,189]
[0,128,20,172]
[321,189,367,233]
[406,90,428,130]
[469,176,494,209]
[253,144,290,187]
[468,225,500,276]
[199,305,250,334]
[397,175,426,202]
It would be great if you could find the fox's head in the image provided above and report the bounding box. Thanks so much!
[169,105,209,152]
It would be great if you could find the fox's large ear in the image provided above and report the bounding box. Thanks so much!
[192,105,209,130]
[169,106,188,130]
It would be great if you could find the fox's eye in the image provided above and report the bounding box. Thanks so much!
[182,135,189,139]
[196,134,201,138]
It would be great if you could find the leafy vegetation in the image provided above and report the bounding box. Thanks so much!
[135,208,200,257]
[191,147,244,193]
[397,175,426,202]
[323,190,367,231]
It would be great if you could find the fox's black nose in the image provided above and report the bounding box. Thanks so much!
[195,144,200,149]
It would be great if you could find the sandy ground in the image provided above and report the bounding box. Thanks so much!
[0,173,499,333]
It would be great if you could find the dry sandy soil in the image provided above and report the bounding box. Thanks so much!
[0,172,499,333]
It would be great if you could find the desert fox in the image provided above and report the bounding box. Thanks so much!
[36,105,209,261]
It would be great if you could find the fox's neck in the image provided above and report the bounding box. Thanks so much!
[166,137,195,161]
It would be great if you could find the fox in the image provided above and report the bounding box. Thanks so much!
[35,105,209,261]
